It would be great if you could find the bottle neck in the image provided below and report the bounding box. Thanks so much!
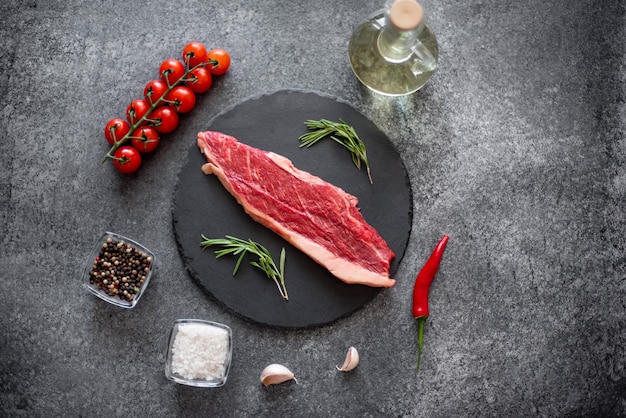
[377,18,424,63]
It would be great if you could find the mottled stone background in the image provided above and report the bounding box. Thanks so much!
[1,0,624,416]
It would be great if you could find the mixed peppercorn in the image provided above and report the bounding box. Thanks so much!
[89,237,153,302]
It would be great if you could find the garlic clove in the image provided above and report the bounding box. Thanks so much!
[336,346,359,372]
[260,364,297,387]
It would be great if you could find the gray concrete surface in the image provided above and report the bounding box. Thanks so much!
[1,0,625,416]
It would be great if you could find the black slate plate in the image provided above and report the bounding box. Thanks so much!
[172,90,412,328]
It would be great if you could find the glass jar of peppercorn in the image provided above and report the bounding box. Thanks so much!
[83,231,157,308]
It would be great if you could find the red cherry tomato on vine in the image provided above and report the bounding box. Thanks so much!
[207,49,231,76]
[130,126,160,153]
[104,118,131,145]
[113,146,142,174]
[144,79,168,107]
[187,66,213,93]
[182,41,208,68]
[165,86,196,113]
[148,107,179,134]
[126,99,151,126]
[159,58,186,85]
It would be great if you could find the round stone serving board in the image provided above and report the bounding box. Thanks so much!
[172,90,412,328]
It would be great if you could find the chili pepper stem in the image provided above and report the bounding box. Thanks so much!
[416,316,427,371]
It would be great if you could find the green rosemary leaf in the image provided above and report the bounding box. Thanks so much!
[279,247,286,278]
[199,234,289,300]
[298,118,373,183]
[233,250,247,275]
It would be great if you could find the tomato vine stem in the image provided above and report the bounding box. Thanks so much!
[101,60,213,164]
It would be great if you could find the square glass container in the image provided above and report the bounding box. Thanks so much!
[83,231,156,309]
[165,319,233,387]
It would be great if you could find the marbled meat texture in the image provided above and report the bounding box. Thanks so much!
[197,131,396,288]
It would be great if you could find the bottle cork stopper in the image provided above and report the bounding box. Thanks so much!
[389,0,424,31]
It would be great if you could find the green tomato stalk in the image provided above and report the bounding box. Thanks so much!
[101,58,217,164]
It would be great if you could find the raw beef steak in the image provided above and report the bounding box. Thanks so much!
[197,131,396,287]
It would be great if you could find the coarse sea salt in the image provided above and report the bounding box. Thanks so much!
[171,323,230,381]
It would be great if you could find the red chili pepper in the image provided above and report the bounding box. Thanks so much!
[413,235,449,371]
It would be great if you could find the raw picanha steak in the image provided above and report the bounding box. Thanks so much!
[197,131,396,287]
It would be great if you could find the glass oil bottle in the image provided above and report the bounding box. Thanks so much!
[348,0,438,96]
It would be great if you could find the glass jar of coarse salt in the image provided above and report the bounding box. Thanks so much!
[165,319,233,387]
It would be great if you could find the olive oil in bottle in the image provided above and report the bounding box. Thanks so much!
[348,0,438,96]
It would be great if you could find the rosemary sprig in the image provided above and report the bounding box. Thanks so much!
[299,118,373,184]
[199,234,288,300]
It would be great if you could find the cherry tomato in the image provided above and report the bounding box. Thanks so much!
[144,79,168,107]
[113,146,142,174]
[182,41,208,68]
[126,99,151,126]
[147,107,179,134]
[104,118,131,145]
[130,126,160,153]
[187,66,213,93]
[207,48,231,76]
[165,86,196,114]
[159,58,186,86]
